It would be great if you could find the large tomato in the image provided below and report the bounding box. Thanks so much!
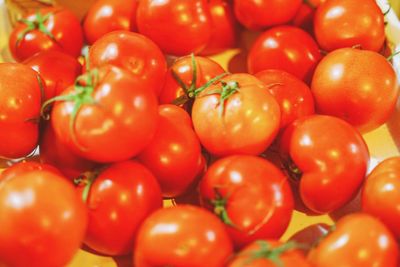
[248,26,322,83]
[0,161,61,182]
[133,205,233,267]
[279,115,369,214]
[0,63,42,159]
[0,164,87,267]
[89,31,167,96]
[49,65,159,163]
[199,155,294,248]
[9,7,83,62]
[314,0,385,52]
[311,48,398,133]
[308,213,399,267]
[136,0,212,56]
[192,73,280,156]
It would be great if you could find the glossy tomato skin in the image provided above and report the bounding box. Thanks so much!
[138,105,203,198]
[89,31,167,96]
[9,7,83,62]
[0,167,87,267]
[248,26,322,83]
[137,0,212,56]
[83,160,162,256]
[292,0,326,34]
[51,65,159,163]
[24,50,82,101]
[192,73,281,156]
[234,0,302,30]
[134,205,233,267]
[255,69,315,130]
[0,161,62,182]
[311,48,398,133]
[83,0,138,44]
[308,213,399,267]
[200,155,294,248]
[314,0,385,52]
[279,115,369,214]
[362,157,400,239]
[0,63,42,159]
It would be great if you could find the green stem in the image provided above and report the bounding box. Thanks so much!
[210,188,236,228]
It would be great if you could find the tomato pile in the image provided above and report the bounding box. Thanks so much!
[0,0,399,266]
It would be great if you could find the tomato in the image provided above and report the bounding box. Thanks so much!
[228,240,312,267]
[138,105,203,198]
[199,155,293,248]
[314,0,385,52]
[89,31,167,96]
[0,63,42,159]
[362,157,400,239]
[192,73,280,156]
[234,0,302,30]
[9,7,83,62]
[83,0,138,44]
[24,50,82,101]
[0,165,87,267]
[133,205,233,267]
[255,69,315,130]
[49,65,158,163]
[308,213,399,267]
[311,48,398,133]
[0,161,61,182]
[248,26,322,83]
[279,115,369,214]
[137,0,212,56]
[292,0,326,34]
[288,223,331,253]
[80,160,162,256]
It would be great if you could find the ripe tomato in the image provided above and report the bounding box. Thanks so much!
[83,0,138,44]
[199,155,294,248]
[9,7,83,62]
[50,65,158,163]
[24,50,82,101]
[80,160,162,256]
[314,0,385,52]
[288,223,331,253]
[0,63,42,159]
[0,161,61,182]
[279,115,369,214]
[292,0,326,34]
[362,157,400,239]
[234,0,302,30]
[308,213,399,267]
[89,31,167,96]
[255,69,315,130]
[137,0,212,56]
[192,73,280,156]
[0,165,87,267]
[311,48,398,133]
[134,205,233,267]
[248,26,321,83]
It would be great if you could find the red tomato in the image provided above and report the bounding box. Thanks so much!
[9,7,83,62]
[137,0,212,56]
[24,50,82,101]
[314,0,385,52]
[192,73,280,156]
[50,65,158,163]
[362,157,400,239]
[0,166,87,267]
[89,31,167,96]
[83,0,138,44]
[228,240,312,267]
[288,223,331,253]
[311,48,398,133]
[308,213,399,267]
[0,63,42,159]
[234,0,302,30]
[279,115,369,214]
[138,105,203,198]
[248,26,322,83]
[81,160,162,256]
[292,0,326,34]
[158,103,193,128]
[133,205,233,267]
[0,161,61,182]
[199,155,294,248]
[255,69,315,130]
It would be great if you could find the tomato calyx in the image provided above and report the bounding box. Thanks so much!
[17,10,57,46]
[201,80,240,116]
[210,188,237,228]
[281,157,303,182]
[74,170,100,203]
